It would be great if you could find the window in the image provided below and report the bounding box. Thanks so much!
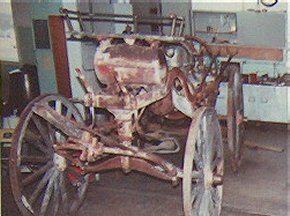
[0,0,19,62]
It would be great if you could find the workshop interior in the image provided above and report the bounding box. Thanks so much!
[0,0,289,216]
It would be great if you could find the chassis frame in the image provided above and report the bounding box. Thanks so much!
[9,8,244,216]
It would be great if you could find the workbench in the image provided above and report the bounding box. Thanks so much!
[212,44,288,123]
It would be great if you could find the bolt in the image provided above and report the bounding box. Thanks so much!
[212,174,223,186]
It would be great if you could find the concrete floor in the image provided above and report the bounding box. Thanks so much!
[1,122,288,216]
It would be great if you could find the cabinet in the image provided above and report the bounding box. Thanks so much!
[216,83,289,123]
[192,11,237,34]
[243,85,287,122]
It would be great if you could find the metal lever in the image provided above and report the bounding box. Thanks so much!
[75,68,95,126]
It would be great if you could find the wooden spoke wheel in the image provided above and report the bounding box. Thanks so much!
[183,107,224,216]
[227,64,244,172]
[9,94,89,216]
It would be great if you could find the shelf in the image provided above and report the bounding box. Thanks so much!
[206,44,283,61]
[194,30,236,35]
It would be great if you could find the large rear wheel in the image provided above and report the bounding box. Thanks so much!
[183,107,224,216]
[227,64,244,172]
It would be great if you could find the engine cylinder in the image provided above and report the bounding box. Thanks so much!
[95,41,168,87]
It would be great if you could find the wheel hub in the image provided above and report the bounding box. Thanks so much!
[204,168,213,188]
[53,153,67,171]
[204,169,223,187]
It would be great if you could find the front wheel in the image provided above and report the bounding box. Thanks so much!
[9,94,89,216]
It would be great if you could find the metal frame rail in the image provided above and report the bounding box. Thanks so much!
[59,7,185,39]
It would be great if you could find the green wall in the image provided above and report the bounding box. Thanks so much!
[11,1,62,94]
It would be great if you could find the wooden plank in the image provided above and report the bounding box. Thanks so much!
[245,140,285,153]
[207,44,283,61]
[48,15,72,98]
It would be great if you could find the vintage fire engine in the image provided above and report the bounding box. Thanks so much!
[9,8,244,216]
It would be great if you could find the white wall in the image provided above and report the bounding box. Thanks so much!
[64,1,133,100]
[161,1,192,35]
[0,1,19,62]
[191,0,288,75]
[287,2,290,71]
[192,0,287,12]
[113,3,133,33]
[192,0,243,12]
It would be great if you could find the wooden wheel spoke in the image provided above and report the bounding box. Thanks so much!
[210,143,221,171]
[211,145,223,173]
[71,175,89,212]
[202,189,214,215]
[66,109,73,119]
[211,155,220,171]
[193,141,202,169]
[55,100,62,113]
[59,173,69,213]
[191,184,204,212]
[27,140,50,155]
[31,115,53,148]
[191,182,202,203]
[209,186,220,206]
[22,162,53,187]
[52,175,61,216]
[191,170,202,179]
[28,167,54,205]
[207,125,215,157]
[47,120,65,144]
[39,170,59,216]
[34,105,83,139]
[47,123,56,144]
[20,155,49,164]
[24,129,51,155]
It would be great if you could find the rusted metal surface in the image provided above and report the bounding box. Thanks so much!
[10,10,244,216]
[96,43,167,86]
[60,7,185,37]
